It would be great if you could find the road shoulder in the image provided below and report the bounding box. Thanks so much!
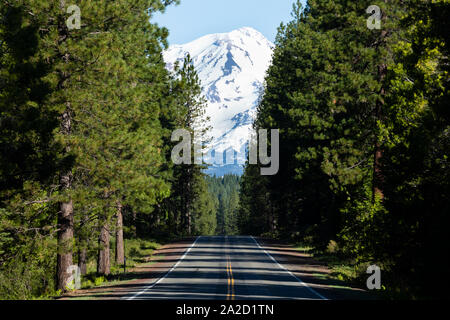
[60,238,197,300]
[256,237,377,300]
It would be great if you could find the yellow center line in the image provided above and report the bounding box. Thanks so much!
[226,260,231,300]
[230,261,235,300]
[225,237,235,301]
[226,256,235,301]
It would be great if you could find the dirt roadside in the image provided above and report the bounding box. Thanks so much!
[59,238,196,300]
[257,238,377,300]
[60,236,376,300]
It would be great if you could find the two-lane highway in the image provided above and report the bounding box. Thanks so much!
[124,236,327,300]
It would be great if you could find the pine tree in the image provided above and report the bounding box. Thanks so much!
[0,2,61,298]
[158,54,212,236]
[379,0,450,296]
[239,0,449,297]
[0,0,178,288]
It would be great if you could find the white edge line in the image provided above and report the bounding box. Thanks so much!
[124,236,201,300]
[250,236,328,300]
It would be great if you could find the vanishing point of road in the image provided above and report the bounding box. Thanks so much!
[122,236,328,300]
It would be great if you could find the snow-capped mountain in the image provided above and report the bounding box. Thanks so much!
[164,27,274,176]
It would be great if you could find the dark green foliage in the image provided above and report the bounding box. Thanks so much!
[239,0,450,298]
[0,0,215,299]
[0,3,62,299]
[191,175,217,236]
[238,165,273,236]
[1,0,448,300]
[151,54,216,237]
[206,174,240,235]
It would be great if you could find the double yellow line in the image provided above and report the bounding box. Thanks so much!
[226,257,235,300]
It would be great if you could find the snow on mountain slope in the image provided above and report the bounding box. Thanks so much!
[163,27,274,176]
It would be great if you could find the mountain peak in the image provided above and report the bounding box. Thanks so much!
[233,26,263,36]
[164,28,274,176]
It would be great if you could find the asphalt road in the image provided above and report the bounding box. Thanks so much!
[124,236,328,300]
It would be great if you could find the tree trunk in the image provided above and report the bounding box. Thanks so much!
[97,220,110,275]
[78,247,87,275]
[56,1,75,292]
[270,200,276,233]
[372,22,388,202]
[56,199,74,291]
[185,177,192,235]
[132,210,137,238]
[187,209,192,236]
[56,103,74,291]
[373,141,384,201]
[372,61,387,202]
[115,202,124,266]
[173,206,179,235]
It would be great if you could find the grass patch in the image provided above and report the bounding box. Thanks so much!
[293,244,314,254]
[79,238,161,290]
[122,238,160,268]
[293,241,367,288]
[292,241,408,299]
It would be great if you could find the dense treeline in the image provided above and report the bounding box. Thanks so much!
[206,175,240,235]
[239,0,449,298]
[0,0,216,299]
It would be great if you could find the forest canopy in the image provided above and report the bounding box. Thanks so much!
[238,0,449,299]
[0,0,448,300]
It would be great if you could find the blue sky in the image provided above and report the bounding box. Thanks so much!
[153,0,306,45]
